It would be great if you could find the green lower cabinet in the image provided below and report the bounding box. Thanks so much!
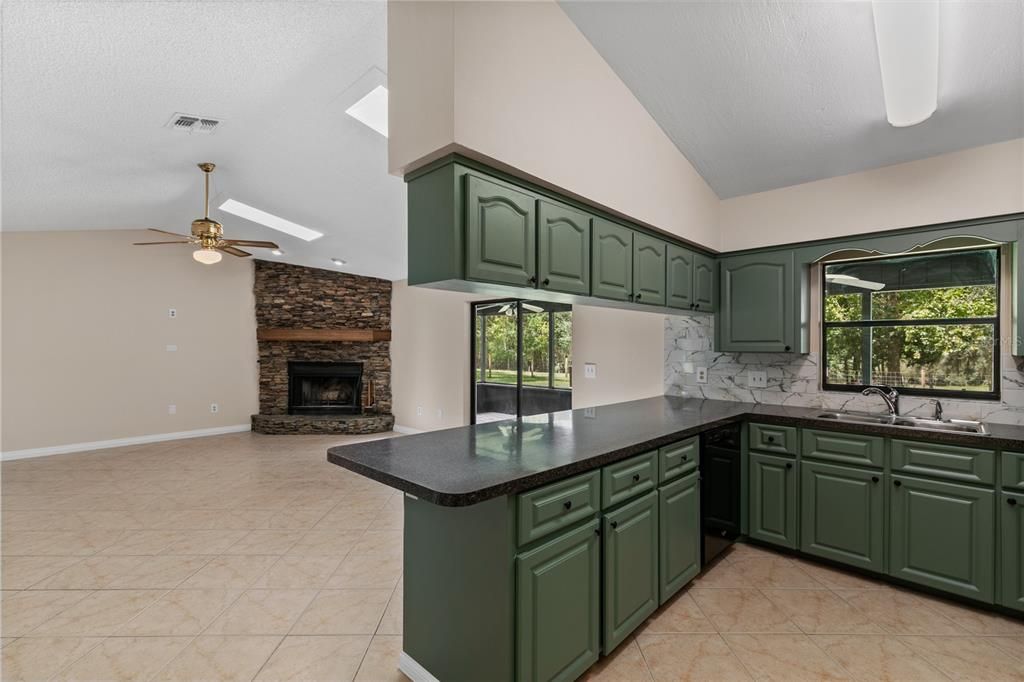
[889,475,995,603]
[800,461,884,572]
[1000,491,1024,613]
[602,491,659,654]
[659,472,700,604]
[749,451,798,549]
[516,519,600,682]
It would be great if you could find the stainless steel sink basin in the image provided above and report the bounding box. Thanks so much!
[816,411,988,435]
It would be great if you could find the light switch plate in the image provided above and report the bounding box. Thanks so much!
[584,363,597,379]
[166,344,178,352]
[749,371,768,388]
[696,367,708,384]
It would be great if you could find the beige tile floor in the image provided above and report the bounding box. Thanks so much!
[0,431,1021,681]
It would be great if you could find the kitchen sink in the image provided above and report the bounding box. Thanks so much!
[816,411,988,435]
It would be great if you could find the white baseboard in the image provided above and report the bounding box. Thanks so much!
[398,652,439,682]
[1,424,252,461]
[393,424,424,435]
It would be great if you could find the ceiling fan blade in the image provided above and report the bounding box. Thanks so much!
[133,241,191,245]
[222,239,280,249]
[217,245,252,258]
[147,228,193,239]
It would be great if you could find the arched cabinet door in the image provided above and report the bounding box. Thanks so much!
[632,233,667,306]
[465,174,537,287]
[538,199,591,295]
[666,244,694,309]
[718,251,795,352]
[592,218,633,301]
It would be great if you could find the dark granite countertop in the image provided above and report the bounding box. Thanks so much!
[326,396,1024,507]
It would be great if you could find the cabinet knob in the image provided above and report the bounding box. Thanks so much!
[871,476,880,483]
[610,521,618,529]
[767,436,775,443]
[694,303,700,310]
[894,480,902,487]
[563,500,573,511]
[1010,498,1019,506]
[636,293,642,300]
[595,528,601,536]
[682,455,688,461]
[542,278,550,286]
[785,462,793,470]
[528,275,537,285]
[632,473,641,482]
[784,345,792,352]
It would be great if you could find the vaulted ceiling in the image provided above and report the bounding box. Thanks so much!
[561,1,1024,198]
[2,1,405,279]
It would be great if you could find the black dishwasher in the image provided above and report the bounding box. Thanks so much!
[700,424,741,565]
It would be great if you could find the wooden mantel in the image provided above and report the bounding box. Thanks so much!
[257,328,391,342]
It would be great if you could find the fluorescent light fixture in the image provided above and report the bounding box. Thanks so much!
[218,199,323,242]
[871,0,939,127]
[331,258,347,266]
[345,85,388,137]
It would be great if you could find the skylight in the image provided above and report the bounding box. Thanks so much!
[218,199,323,242]
[345,85,388,137]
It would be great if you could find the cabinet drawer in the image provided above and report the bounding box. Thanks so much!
[891,439,995,485]
[602,452,657,509]
[749,423,798,455]
[802,429,884,468]
[659,437,699,483]
[517,470,600,546]
[1003,452,1024,491]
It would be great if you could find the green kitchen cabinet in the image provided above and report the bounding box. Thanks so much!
[517,519,600,682]
[800,460,884,572]
[1000,491,1024,613]
[538,199,591,296]
[632,234,666,306]
[465,174,537,287]
[602,490,659,654]
[666,244,694,309]
[889,475,995,602]
[592,218,634,302]
[659,472,700,604]
[749,451,798,549]
[693,252,717,313]
[717,250,795,352]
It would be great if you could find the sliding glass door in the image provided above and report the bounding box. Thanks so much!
[472,299,572,423]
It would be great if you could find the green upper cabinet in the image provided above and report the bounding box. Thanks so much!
[592,218,634,302]
[517,520,600,682]
[718,250,795,352]
[889,475,995,603]
[632,234,667,306]
[602,491,659,654]
[465,174,537,287]
[800,460,884,573]
[666,244,694,309]
[538,199,591,296]
[659,472,700,604]
[1001,491,1024,613]
[693,252,717,313]
[748,451,798,549]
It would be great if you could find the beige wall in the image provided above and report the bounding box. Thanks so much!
[388,0,720,249]
[720,138,1024,252]
[1,230,259,453]
[390,280,664,430]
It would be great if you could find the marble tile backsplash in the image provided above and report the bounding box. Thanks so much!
[664,315,1024,425]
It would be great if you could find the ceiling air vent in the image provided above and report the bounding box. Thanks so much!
[164,113,222,134]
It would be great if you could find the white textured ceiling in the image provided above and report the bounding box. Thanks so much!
[561,1,1024,198]
[2,1,406,279]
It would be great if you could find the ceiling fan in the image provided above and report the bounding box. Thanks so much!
[133,163,280,265]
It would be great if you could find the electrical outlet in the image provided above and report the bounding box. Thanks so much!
[584,363,597,379]
[166,344,178,352]
[748,371,768,388]
[168,308,177,318]
[696,367,708,384]
[416,406,423,416]
[210,403,219,413]
[168,404,176,415]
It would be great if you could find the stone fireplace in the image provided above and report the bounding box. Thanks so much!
[250,261,394,435]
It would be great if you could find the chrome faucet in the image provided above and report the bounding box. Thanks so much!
[933,400,943,421]
[861,385,900,416]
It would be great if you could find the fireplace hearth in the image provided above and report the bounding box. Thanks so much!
[288,361,363,415]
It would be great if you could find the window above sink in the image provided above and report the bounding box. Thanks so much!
[822,246,1000,400]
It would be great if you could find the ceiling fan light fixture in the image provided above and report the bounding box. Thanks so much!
[193,248,223,265]
[871,0,939,127]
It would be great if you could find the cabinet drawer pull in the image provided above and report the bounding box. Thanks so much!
[1010,498,1019,506]
[871,476,879,483]
[894,480,902,487]
[785,462,793,470]
[767,436,775,443]
[632,473,641,482]
[610,521,618,529]
[563,500,573,511]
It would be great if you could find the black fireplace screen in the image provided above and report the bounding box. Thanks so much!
[288,361,363,415]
